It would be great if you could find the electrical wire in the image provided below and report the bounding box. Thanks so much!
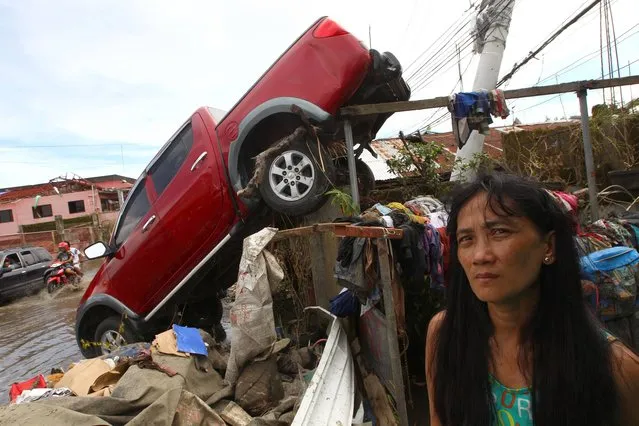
[404,4,477,80]
[405,0,502,84]
[496,0,603,87]
[516,57,639,114]
[535,24,639,87]
[410,0,519,93]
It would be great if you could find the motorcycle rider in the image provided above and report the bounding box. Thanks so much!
[56,242,79,279]
[64,241,84,278]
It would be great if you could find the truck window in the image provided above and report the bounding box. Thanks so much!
[35,248,52,262]
[113,179,151,247]
[2,253,23,270]
[149,123,194,196]
[20,251,37,266]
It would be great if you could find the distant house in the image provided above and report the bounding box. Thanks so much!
[366,121,578,180]
[0,174,134,235]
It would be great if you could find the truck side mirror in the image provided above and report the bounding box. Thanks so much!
[84,242,112,260]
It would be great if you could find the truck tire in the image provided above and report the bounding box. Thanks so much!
[94,316,137,357]
[259,139,335,216]
[334,157,376,197]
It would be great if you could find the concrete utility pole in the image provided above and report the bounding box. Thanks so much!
[451,0,516,181]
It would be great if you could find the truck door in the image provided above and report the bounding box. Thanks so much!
[0,253,27,299]
[19,249,46,289]
[143,114,226,313]
[98,177,171,314]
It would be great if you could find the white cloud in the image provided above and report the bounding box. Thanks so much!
[0,0,637,187]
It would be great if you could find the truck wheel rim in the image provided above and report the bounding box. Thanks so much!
[269,150,315,202]
[100,330,126,355]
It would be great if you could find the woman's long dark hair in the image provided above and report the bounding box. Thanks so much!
[432,173,618,425]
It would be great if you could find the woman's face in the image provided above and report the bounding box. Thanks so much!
[455,192,554,304]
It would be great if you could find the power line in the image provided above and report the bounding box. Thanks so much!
[535,24,639,86]
[407,55,476,133]
[405,0,502,83]
[404,4,477,79]
[410,0,518,93]
[517,57,639,113]
[497,0,602,87]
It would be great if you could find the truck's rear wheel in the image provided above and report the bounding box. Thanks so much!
[259,139,335,216]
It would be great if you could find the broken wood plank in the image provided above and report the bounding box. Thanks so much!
[271,223,404,242]
[340,75,639,116]
[212,400,253,426]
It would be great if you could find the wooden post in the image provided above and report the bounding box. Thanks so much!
[54,215,64,242]
[376,238,409,426]
[18,225,26,246]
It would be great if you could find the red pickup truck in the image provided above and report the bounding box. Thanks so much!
[78,17,410,357]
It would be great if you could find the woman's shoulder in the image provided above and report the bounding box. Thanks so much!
[610,340,639,383]
[426,311,446,350]
[610,340,639,423]
[427,311,446,334]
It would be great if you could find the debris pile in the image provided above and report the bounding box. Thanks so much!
[1,228,331,425]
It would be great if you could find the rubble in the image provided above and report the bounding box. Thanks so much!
[0,227,327,425]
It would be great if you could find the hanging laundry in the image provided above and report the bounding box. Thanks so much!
[437,227,451,286]
[490,89,510,119]
[448,89,510,149]
[425,224,445,291]
[391,223,427,295]
[448,91,491,149]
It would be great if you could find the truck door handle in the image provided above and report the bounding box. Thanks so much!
[142,215,157,232]
[21,270,27,274]
[190,151,208,171]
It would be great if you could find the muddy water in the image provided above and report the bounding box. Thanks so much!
[0,267,234,405]
[0,267,98,405]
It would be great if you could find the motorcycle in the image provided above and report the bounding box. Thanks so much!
[45,262,81,293]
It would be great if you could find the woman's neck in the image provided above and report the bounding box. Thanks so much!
[488,285,540,343]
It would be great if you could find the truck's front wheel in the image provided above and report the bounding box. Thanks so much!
[259,139,335,216]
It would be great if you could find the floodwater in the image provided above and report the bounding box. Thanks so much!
[0,265,234,405]
[0,266,98,405]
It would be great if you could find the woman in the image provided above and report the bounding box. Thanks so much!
[426,173,639,425]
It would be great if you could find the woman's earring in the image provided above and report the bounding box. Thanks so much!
[544,256,551,264]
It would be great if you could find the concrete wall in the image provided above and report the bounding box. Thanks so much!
[0,189,100,235]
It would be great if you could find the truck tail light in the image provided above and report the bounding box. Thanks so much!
[313,19,349,38]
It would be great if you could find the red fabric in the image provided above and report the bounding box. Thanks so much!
[552,191,582,233]
[9,374,46,402]
[437,227,450,286]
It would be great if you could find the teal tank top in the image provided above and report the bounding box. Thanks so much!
[489,329,617,425]
[490,375,533,426]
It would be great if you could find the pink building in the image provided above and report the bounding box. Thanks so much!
[0,175,134,235]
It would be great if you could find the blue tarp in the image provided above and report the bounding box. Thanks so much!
[172,324,207,356]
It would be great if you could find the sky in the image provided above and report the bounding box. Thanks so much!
[0,0,637,187]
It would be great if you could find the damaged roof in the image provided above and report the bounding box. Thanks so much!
[370,121,579,176]
[0,179,93,203]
